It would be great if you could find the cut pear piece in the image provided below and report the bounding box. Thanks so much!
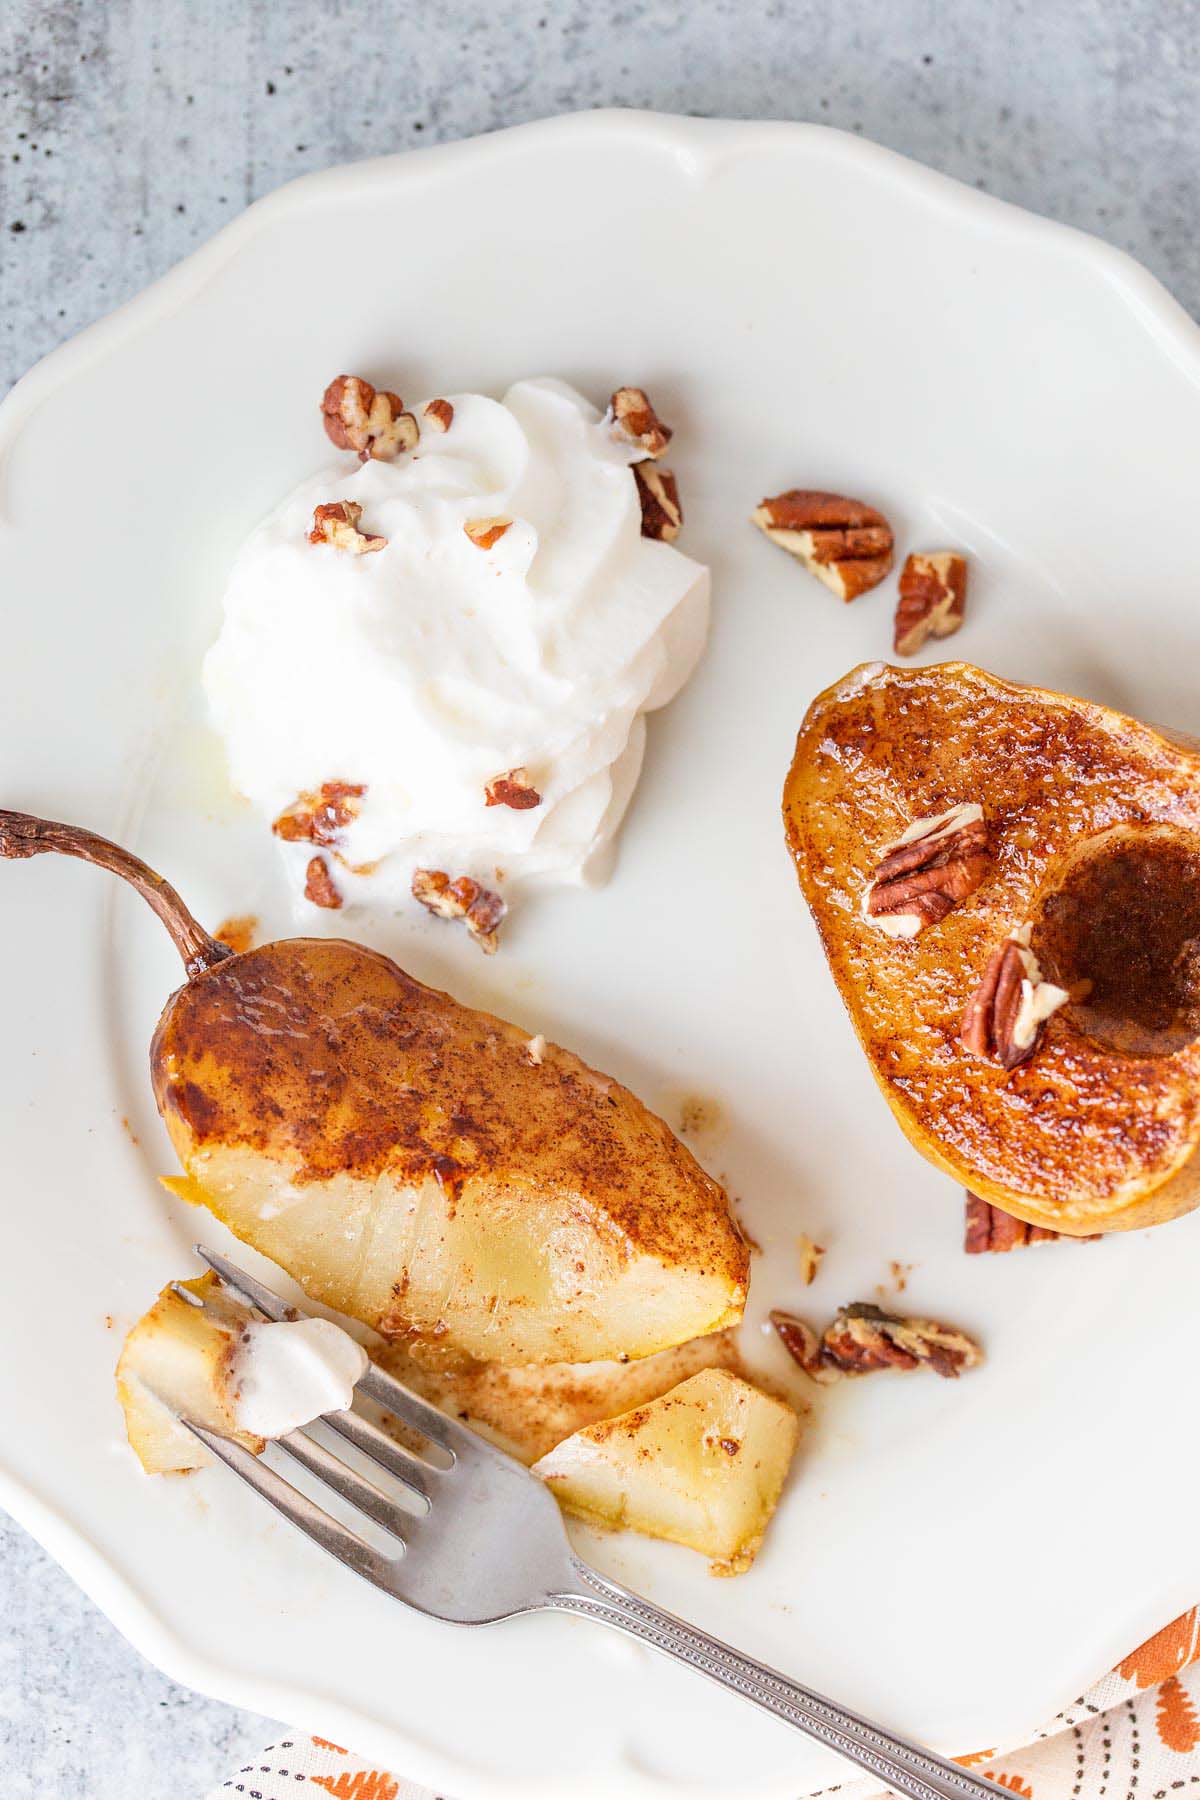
[116,1272,368,1475]
[533,1369,800,1573]
[115,1274,263,1475]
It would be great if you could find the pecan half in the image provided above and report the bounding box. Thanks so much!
[895,551,968,655]
[960,924,1069,1070]
[607,386,673,459]
[484,767,541,810]
[423,398,454,433]
[751,490,894,601]
[412,868,506,954]
[861,802,990,937]
[821,1302,983,1379]
[964,1192,1064,1252]
[633,463,682,541]
[272,781,366,847]
[464,515,513,550]
[308,500,387,554]
[304,855,342,910]
[964,1191,1101,1252]
[321,376,419,461]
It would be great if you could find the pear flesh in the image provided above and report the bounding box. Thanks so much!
[0,813,747,1370]
[153,939,749,1368]
[532,1368,800,1573]
[115,1274,264,1475]
[380,1330,743,1465]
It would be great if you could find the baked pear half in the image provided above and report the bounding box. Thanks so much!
[784,661,1200,1235]
[0,811,748,1368]
[153,936,748,1367]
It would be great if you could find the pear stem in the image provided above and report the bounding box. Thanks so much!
[0,809,232,976]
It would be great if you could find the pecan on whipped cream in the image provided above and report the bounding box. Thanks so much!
[321,376,418,462]
[634,464,683,541]
[484,768,542,810]
[308,501,387,554]
[272,781,366,847]
[303,855,343,910]
[606,386,673,458]
[464,515,513,550]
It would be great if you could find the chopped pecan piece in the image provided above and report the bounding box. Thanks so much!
[796,1234,825,1286]
[895,552,968,655]
[769,1310,840,1384]
[484,767,541,810]
[304,855,342,910]
[960,923,1069,1070]
[321,375,418,461]
[272,781,366,847]
[751,489,894,601]
[464,515,513,550]
[821,1302,982,1379]
[861,802,990,937]
[633,463,682,541]
[412,868,506,954]
[773,1302,982,1381]
[964,1192,1061,1252]
[423,397,454,433]
[308,501,387,554]
[607,386,673,459]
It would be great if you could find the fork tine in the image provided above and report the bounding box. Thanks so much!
[182,1422,396,1589]
[319,1407,434,1505]
[193,1245,460,1457]
[275,1429,416,1541]
[172,1270,438,1502]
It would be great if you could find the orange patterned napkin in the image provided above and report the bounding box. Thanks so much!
[205,1610,1200,1800]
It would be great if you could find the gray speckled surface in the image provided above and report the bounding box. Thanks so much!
[1,0,1198,1792]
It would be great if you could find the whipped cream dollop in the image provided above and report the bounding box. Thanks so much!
[204,377,710,915]
[231,1316,368,1439]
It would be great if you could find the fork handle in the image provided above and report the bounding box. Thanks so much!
[552,1560,1008,1800]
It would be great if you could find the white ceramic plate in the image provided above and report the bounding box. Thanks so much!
[2,110,1199,1800]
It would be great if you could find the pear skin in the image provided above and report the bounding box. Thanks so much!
[1,811,748,1365]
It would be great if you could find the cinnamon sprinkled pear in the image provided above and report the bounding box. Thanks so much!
[0,811,748,1366]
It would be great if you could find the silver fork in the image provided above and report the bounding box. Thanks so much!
[183,1247,1008,1800]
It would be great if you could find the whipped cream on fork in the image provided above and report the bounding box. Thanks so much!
[231,1316,368,1439]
